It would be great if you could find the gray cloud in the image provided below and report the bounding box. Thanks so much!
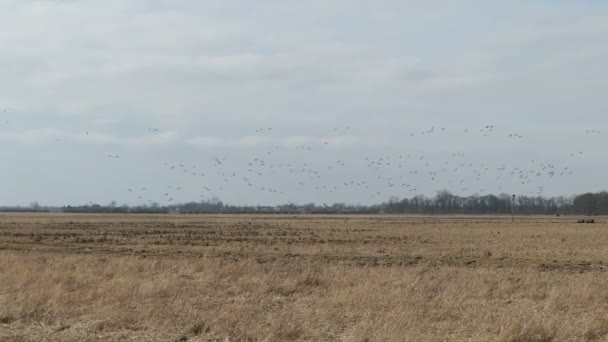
[0,1,607,205]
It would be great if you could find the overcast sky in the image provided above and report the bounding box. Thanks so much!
[1,1,607,206]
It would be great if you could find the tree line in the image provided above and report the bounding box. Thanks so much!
[2,191,608,215]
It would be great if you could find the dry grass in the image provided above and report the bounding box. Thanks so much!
[1,214,608,341]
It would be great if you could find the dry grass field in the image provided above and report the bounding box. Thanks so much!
[1,214,608,341]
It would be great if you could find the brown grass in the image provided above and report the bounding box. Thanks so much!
[1,214,608,341]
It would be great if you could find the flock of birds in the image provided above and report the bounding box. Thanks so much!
[0,107,604,205]
[102,126,595,205]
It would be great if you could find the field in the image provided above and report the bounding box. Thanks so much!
[1,214,608,341]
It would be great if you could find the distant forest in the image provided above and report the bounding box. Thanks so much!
[2,191,608,215]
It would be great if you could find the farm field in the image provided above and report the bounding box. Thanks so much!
[1,214,608,341]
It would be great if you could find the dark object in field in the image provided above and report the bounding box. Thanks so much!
[586,219,595,224]
[577,219,585,223]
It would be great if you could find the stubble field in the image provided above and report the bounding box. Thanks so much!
[1,214,608,341]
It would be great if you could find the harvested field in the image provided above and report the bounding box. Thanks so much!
[1,214,608,341]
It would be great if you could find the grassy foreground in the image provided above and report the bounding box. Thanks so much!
[1,214,607,341]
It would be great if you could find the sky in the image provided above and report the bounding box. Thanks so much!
[0,1,607,206]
